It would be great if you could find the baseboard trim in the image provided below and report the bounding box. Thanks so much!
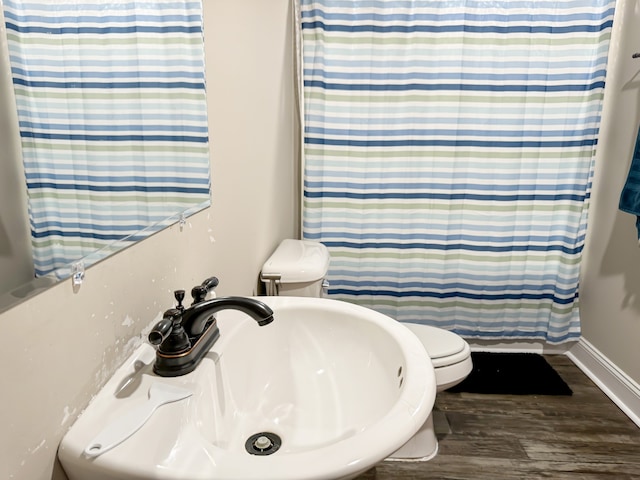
[467,339,570,354]
[567,338,640,428]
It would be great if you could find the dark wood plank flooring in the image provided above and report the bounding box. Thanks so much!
[357,355,640,479]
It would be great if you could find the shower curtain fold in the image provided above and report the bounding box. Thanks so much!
[299,0,615,343]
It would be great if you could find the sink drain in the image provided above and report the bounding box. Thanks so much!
[245,432,282,456]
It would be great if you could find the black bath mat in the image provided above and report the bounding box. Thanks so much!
[447,352,572,395]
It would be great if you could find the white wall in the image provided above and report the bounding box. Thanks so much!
[0,1,298,479]
[580,0,640,384]
[0,9,35,295]
[204,0,300,294]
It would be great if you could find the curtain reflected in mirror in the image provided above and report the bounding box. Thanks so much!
[0,0,211,310]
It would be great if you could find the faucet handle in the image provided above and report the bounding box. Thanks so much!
[201,276,219,290]
[148,308,182,346]
[191,276,219,305]
[148,318,172,346]
[148,308,191,354]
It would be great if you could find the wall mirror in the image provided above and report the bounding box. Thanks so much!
[0,0,211,313]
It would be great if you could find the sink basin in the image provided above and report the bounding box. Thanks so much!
[59,296,436,480]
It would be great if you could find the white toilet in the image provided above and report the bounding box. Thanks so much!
[261,239,473,461]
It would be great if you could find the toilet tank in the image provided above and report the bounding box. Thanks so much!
[261,239,330,297]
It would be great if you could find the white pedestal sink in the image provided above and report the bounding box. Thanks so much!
[59,296,436,480]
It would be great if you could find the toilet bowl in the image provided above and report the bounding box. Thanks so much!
[388,323,472,461]
[261,239,472,461]
[404,323,472,393]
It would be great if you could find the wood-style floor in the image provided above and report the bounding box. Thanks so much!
[357,355,640,480]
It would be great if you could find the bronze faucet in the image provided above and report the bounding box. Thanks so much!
[149,278,274,376]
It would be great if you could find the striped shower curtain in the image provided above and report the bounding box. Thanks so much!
[300,0,615,343]
[3,0,211,277]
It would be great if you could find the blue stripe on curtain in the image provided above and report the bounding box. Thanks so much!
[300,0,614,344]
[3,0,211,277]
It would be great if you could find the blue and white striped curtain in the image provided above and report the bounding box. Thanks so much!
[300,0,615,343]
[3,0,211,277]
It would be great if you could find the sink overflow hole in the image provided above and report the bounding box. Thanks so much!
[245,432,282,456]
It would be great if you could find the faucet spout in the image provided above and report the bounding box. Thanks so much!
[183,296,274,337]
[149,294,274,377]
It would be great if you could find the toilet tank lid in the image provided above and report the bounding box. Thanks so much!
[261,239,330,283]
